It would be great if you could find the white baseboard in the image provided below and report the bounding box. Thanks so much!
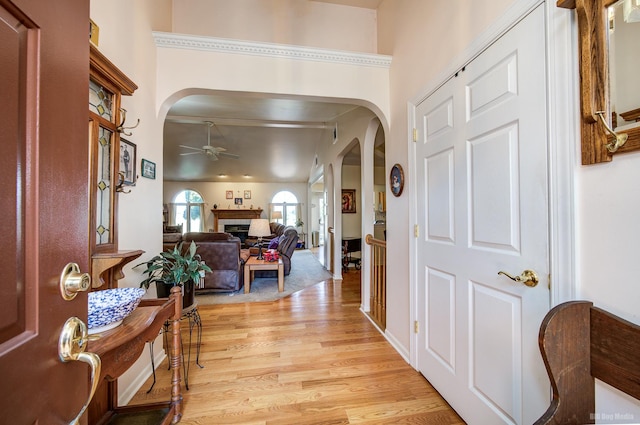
[384,328,411,364]
[360,309,411,365]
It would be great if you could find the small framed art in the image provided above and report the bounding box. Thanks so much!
[119,139,136,185]
[244,190,251,199]
[226,190,233,199]
[141,159,156,179]
[390,163,404,197]
[341,189,356,213]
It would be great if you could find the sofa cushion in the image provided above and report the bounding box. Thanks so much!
[183,232,233,242]
[164,224,183,233]
[240,249,251,263]
[269,222,283,234]
[163,232,182,243]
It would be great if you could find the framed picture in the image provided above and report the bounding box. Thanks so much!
[390,163,404,197]
[141,159,156,179]
[244,190,251,199]
[341,189,356,214]
[226,190,233,199]
[234,197,243,205]
[119,138,136,185]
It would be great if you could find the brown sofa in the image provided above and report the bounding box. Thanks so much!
[246,222,287,244]
[248,224,298,276]
[181,232,251,292]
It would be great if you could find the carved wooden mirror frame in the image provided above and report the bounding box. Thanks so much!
[558,0,640,164]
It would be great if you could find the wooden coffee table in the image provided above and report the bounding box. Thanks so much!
[244,256,284,294]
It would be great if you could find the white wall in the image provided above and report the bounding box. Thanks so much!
[163,181,307,230]
[577,153,640,320]
[172,0,378,53]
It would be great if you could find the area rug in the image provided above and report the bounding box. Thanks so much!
[195,249,332,305]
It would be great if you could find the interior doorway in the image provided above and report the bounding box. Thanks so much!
[310,176,325,250]
[341,140,362,274]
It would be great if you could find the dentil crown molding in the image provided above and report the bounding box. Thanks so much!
[153,32,391,68]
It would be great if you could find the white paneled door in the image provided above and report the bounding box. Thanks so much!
[414,6,550,425]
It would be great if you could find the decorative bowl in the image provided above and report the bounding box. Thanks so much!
[88,287,146,334]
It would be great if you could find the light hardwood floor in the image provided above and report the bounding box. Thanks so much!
[129,267,464,424]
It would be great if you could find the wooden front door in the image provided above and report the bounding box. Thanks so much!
[414,5,550,424]
[0,0,91,423]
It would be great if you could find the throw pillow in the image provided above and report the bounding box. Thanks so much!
[268,236,280,249]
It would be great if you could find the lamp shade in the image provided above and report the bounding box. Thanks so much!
[272,211,283,220]
[248,218,271,238]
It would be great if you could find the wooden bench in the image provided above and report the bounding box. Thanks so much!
[534,301,640,424]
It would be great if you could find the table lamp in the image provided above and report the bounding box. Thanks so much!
[248,218,271,260]
[272,211,283,222]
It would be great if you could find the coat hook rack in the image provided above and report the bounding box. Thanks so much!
[117,108,140,136]
[595,111,628,153]
[115,172,131,194]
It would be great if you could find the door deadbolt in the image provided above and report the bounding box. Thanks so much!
[59,263,91,301]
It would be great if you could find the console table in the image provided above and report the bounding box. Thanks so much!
[87,288,183,424]
[211,208,263,232]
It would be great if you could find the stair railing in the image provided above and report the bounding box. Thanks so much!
[365,234,386,330]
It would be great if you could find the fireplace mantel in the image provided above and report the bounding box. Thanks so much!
[212,209,263,231]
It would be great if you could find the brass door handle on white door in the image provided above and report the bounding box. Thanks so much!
[58,317,101,425]
[497,269,539,287]
[59,262,91,300]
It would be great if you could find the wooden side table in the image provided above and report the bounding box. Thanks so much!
[244,256,284,293]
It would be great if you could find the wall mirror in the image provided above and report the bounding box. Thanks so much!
[558,0,640,164]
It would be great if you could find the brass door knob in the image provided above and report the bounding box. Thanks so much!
[58,317,101,425]
[498,269,539,287]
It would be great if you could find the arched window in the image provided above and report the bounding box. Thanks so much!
[270,191,302,228]
[170,190,205,233]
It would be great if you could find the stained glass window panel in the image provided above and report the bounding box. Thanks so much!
[96,126,112,245]
[89,80,113,122]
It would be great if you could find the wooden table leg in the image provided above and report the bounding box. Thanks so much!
[244,263,250,293]
[278,262,284,292]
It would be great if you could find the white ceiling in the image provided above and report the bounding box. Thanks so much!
[163,93,364,182]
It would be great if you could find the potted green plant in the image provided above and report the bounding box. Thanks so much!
[135,241,211,309]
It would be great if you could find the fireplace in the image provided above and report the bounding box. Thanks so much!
[211,208,263,231]
[224,224,250,244]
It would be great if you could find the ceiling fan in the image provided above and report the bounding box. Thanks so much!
[179,121,239,161]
